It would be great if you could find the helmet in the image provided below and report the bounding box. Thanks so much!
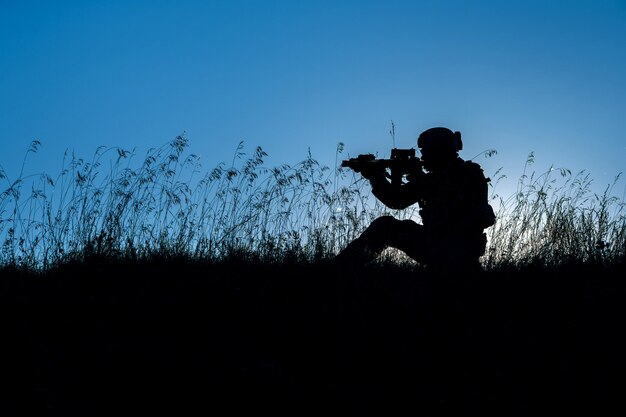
[417,127,463,152]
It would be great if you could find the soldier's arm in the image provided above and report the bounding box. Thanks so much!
[369,172,423,210]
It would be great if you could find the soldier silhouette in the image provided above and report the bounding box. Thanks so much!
[335,127,496,271]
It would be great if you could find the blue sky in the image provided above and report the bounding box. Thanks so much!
[2,0,626,202]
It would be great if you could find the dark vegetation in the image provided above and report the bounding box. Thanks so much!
[1,135,626,415]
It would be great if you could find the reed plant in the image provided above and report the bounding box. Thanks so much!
[1,135,624,273]
[485,152,626,269]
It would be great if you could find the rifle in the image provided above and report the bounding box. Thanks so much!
[341,148,423,186]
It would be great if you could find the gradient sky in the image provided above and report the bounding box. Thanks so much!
[2,0,626,203]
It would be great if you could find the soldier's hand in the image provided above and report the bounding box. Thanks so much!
[406,168,426,183]
[360,165,386,181]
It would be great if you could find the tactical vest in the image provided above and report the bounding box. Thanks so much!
[418,159,495,236]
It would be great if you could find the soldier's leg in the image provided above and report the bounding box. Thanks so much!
[335,216,426,265]
[390,219,428,264]
[422,234,487,273]
[335,215,396,264]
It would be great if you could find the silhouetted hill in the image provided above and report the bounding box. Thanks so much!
[2,258,625,416]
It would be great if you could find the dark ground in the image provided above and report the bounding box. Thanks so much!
[1,258,626,416]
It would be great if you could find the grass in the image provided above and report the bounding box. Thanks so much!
[1,134,624,272]
[1,135,379,271]
[486,151,626,269]
[3,252,625,416]
[2,134,626,416]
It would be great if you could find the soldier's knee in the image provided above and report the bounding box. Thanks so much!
[370,215,399,229]
[373,215,396,224]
